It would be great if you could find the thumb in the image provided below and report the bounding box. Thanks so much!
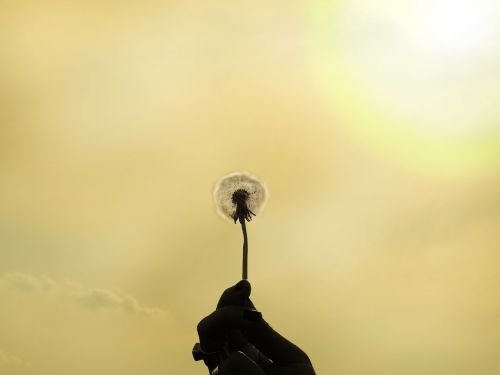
[217,280,252,309]
[218,351,266,375]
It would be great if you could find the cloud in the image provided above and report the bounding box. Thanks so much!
[68,284,164,315]
[2,272,55,292]
[0,348,30,368]
[0,272,165,316]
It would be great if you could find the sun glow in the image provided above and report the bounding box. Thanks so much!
[413,0,493,56]
[306,0,500,175]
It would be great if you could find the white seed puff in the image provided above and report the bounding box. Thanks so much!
[214,171,269,222]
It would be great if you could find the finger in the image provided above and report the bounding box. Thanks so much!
[226,330,248,352]
[202,355,219,375]
[217,280,253,308]
[218,351,266,375]
[198,306,311,368]
[197,306,245,352]
[240,320,313,367]
[227,330,263,364]
[221,340,315,375]
[227,329,302,373]
[258,362,317,375]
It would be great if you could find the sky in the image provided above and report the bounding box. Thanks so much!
[1,1,500,374]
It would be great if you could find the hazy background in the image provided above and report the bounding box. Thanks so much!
[1,1,500,374]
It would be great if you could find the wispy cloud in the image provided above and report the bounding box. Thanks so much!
[2,272,55,292]
[0,348,30,368]
[1,272,166,316]
[67,283,164,315]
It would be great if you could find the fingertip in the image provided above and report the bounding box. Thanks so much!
[234,279,251,294]
[236,281,252,302]
[217,280,252,309]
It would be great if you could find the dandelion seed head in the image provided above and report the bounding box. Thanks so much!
[214,171,268,223]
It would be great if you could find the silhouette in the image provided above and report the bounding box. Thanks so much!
[193,280,316,374]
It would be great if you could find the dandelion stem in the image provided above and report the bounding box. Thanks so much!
[232,189,254,280]
[239,216,248,280]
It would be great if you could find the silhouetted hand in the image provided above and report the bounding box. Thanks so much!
[196,280,316,375]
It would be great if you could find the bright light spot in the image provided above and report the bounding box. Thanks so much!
[307,0,500,173]
[414,0,493,56]
[323,0,500,139]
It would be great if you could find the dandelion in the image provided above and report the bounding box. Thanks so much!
[214,171,268,280]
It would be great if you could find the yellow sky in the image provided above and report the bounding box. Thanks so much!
[1,1,500,374]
